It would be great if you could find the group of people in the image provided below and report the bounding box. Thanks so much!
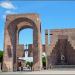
[17,61,31,71]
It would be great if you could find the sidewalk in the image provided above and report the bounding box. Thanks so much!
[1,69,75,74]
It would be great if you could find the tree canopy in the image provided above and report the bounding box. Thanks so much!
[0,51,3,62]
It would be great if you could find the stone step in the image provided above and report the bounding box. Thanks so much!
[53,65,75,68]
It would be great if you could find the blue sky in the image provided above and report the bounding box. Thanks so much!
[0,0,75,50]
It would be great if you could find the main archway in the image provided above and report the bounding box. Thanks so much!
[2,14,42,72]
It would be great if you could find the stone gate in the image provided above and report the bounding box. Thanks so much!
[2,14,42,72]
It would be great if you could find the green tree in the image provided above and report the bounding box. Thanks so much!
[42,56,46,69]
[42,56,46,63]
[0,51,3,62]
[26,61,33,67]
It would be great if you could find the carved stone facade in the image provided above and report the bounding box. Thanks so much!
[2,14,42,72]
[45,29,75,69]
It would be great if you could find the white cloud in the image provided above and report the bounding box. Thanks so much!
[2,14,6,19]
[3,10,16,19]
[0,1,15,9]
[5,10,15,14]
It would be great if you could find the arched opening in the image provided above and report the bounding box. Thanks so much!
[19,28,33,46]
[17,28,33,71]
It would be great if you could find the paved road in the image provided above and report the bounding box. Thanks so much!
[1,69,75,74]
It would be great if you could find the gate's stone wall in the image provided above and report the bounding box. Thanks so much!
[28,44,45,57]
[16,45,24,58]
[3,14,42,72]
[28,44,33,57]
